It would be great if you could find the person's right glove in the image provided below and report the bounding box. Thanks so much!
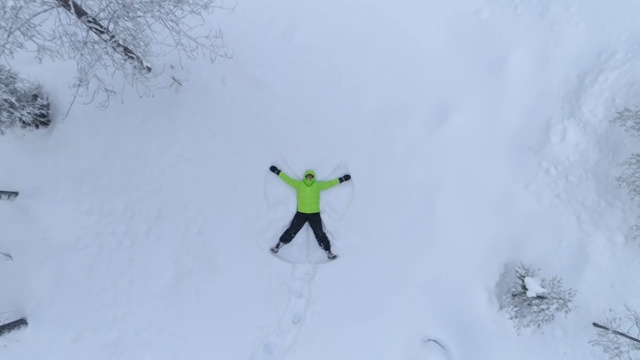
[270,166,281,175]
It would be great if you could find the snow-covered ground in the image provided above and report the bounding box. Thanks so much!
[2,0,640,359]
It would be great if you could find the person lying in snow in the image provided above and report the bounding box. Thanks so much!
[269,166,351,260]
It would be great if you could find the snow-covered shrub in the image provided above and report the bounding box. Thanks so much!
[498,263,577,333]
[591,306,640,360]
[612,108,640,137]
[0,65,51,134]
[613,109,640,201]
[612,108,640,241]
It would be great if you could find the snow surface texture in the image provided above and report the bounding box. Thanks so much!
[251,264,315,360]
[2,0,640,359]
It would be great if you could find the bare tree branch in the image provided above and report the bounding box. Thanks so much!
[56,0,151,73]
[591,307,640,359]
[1,0,232,106]
[593,322,640,345]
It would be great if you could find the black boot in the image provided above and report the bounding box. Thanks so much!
[326,250,337,260]
[270,242,284,254]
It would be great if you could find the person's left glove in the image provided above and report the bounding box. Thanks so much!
[339,174,351,183]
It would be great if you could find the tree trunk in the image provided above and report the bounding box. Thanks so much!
[56,0,151,73]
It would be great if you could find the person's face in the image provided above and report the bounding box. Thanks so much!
[306,174,314,180]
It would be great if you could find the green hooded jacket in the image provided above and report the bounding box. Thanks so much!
[279,169,340,214]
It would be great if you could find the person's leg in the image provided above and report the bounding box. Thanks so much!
[307,213,332,252]
[272,212,308,253]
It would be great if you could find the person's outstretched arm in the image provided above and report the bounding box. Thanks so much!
[270,166,300,188]
[318,174,351,191]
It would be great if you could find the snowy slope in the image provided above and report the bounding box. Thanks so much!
[2,0,640,359]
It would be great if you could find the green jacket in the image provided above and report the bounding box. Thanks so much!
[279,169,340,213]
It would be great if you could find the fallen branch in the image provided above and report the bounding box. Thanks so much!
[0,318,28,337]
[593,322,640,344]
[0,191,18,201]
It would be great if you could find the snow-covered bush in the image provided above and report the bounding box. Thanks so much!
[498,263,576,333]
[0,65,51,134]
[591,306,640,360]
[612,108,640,138]
[613,108,640,201]
[611,108,640,241]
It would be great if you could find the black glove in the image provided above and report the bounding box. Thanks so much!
[270,165,281,175]
[339,174,351,183]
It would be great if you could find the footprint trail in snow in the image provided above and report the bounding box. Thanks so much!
[252,263,316,360]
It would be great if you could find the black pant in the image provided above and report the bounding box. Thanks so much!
[280,212,331,252]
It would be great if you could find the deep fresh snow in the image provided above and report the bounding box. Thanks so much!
[2,0,640,359]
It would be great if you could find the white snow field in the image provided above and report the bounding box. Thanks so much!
[2,0,640,359]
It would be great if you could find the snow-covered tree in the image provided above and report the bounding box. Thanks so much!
[498,263,576,333]
[0,65,51,134]
[591,307,640,360]
[0,0,231,106]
